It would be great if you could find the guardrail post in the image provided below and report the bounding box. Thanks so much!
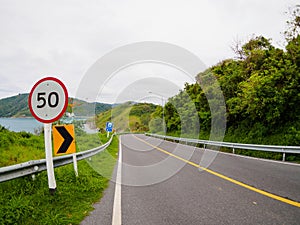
[232,147,235,154]
[282,151,286,162]
[73,153,78,177]
[31,166,39,181]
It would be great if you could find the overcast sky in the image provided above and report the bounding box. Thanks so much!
[0,0,297,104]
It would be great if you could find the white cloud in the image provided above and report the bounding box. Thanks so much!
[97,62,195,104]
[0,0,298,102]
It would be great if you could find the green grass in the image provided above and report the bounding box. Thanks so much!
[85,133,119,179]
[96,103,132,132]
[0,128,45,167]
[76,132,103,152]
[95,102,157,133]
[0,129,119,225]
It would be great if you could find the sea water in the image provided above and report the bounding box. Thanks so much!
[0,117,43,134]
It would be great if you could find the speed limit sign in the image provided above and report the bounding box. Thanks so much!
[29,77,68,123]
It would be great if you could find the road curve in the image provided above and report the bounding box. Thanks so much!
[81,134,300,225]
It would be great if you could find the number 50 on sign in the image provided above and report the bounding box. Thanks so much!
[28,77,68,123]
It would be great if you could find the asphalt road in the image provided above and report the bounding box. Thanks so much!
[81,134,300,225]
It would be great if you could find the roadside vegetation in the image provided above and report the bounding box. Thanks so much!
[149,6,300,161]
[0,125,119,225]
[96,102,157,133]
[0,125,45,167]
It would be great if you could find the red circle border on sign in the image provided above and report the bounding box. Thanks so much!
[28,77,68,123]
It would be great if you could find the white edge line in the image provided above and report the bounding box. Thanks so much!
[112,136,122,225]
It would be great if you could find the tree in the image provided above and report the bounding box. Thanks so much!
[158,5,300,145]
[284,5,300,41]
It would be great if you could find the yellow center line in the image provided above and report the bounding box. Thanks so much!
[134,135,300,208]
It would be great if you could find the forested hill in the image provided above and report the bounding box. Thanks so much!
[0,94,29,117]
[96,102,157,132]
[151,6,300,146]
[0,94,111,117]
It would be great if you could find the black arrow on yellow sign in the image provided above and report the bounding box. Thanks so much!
[53,124,76,155]
[56,126,74,154]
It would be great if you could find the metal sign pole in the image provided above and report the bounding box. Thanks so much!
[73,153,78,177]
[44,123,56,195]
[29,77,69,195]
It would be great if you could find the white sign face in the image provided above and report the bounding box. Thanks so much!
[29,77,68,123]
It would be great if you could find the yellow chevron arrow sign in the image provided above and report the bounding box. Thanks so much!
[53,124,76,155]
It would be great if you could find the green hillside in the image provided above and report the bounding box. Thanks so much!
[68,98,111,117]
[0,94,30,117]
[0,94,111,118]
[152,7,300,147]
[96,102,157,133]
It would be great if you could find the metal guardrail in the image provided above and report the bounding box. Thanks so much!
[0,135,114,183]
[145,133,300,161]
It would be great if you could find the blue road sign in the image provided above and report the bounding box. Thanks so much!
[106,122,113,132]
